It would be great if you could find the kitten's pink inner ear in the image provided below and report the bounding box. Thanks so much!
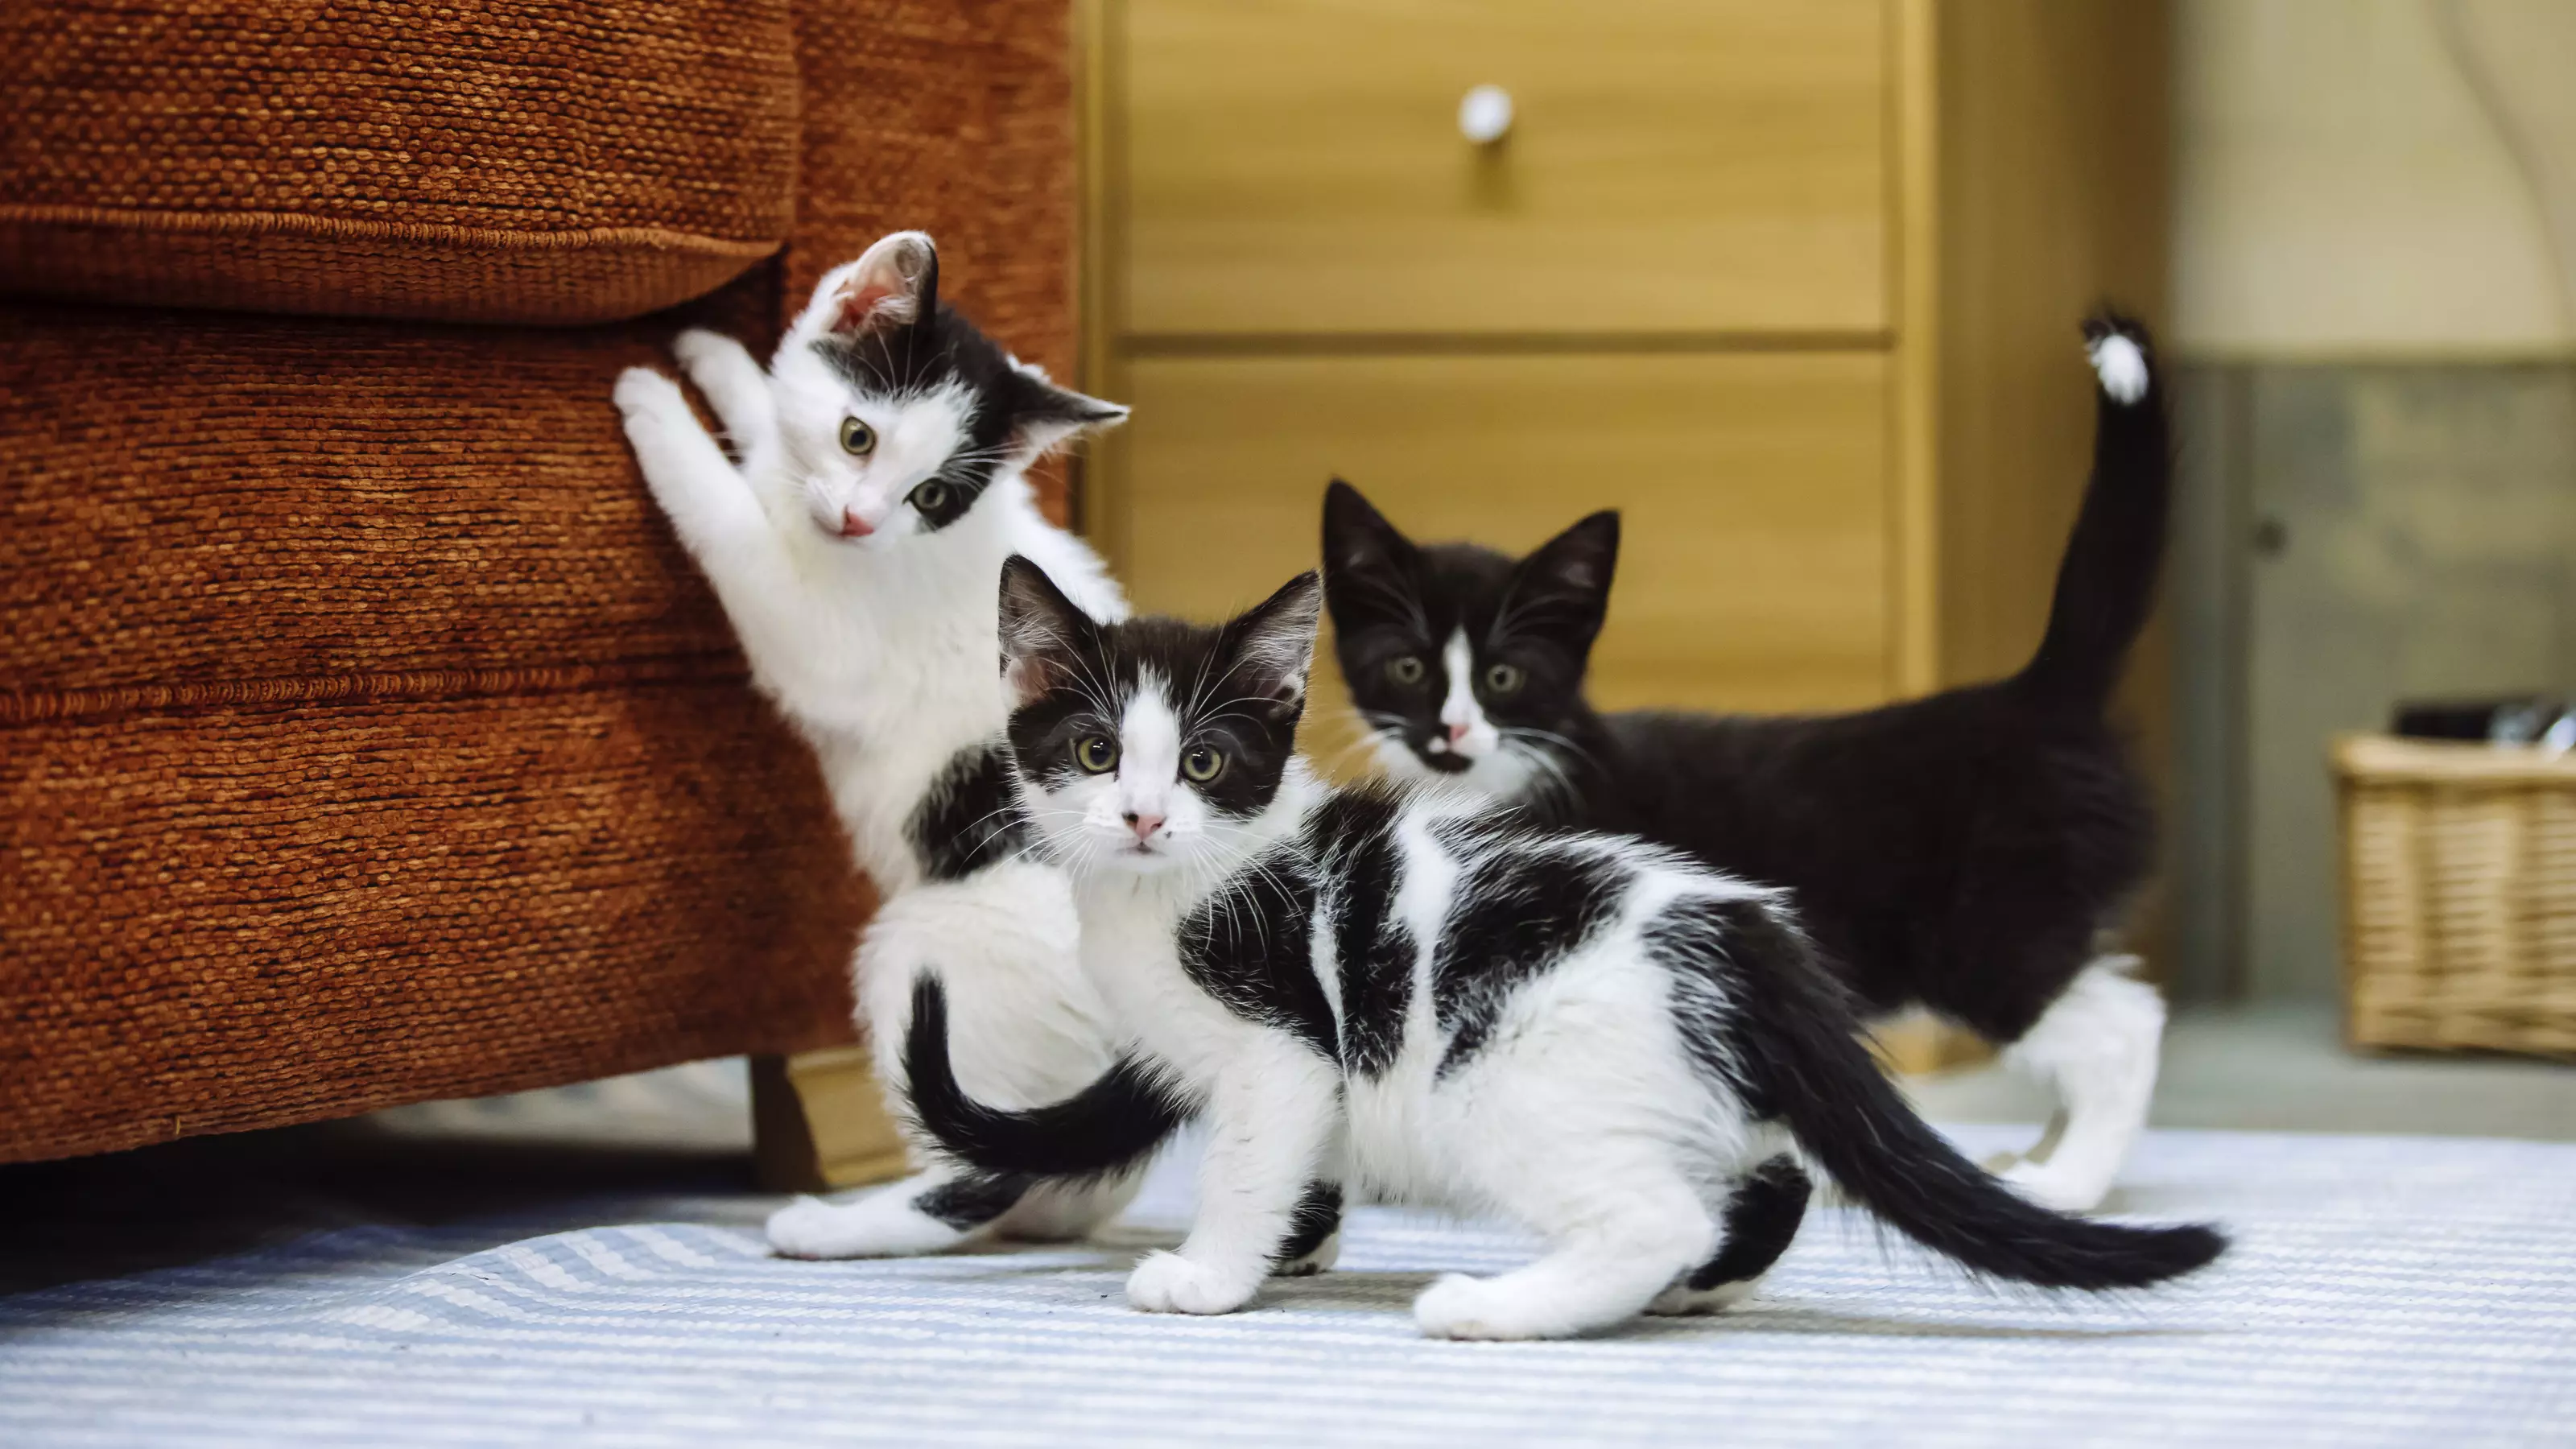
[836,282,899,334]
[1002,652,1064,707]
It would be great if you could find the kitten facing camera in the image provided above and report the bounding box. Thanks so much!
[1324,489,1616,807]
[894,559,2223,1340]
[1322,316,2174,1214]
[613,231,1141,1261]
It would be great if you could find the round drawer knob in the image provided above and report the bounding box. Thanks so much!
[1458,84,1514,146]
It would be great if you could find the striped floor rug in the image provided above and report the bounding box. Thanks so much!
[5,1127,2572,1447]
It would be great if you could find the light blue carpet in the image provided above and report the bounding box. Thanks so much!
[5,1127,2573,1447]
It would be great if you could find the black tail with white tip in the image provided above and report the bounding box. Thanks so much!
[2017,312,2174,710]
[900,975,1191,1181]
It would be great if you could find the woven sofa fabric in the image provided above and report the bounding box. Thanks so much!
[0,297,774,699]
[785,0,1076,381]
[0,685,865,1166]
[785,0,1081,519]
[0,0,1084,1166]
[0,0,799,325]
[0,283,877,1168]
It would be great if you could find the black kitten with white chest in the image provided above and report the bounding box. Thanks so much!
[1323,316,2171,1212]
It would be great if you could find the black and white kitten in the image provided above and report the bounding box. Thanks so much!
[613,231,1140,1260]
[1320,317,2171,1212]
[890,559,2223,1340]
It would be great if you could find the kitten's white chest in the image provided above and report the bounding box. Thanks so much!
[726,493,1087,888]
[1076,884,1249,1085]
[772,605,1007,886]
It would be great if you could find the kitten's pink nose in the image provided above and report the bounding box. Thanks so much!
[838,507,875,539]
[1124,811,1164,843]
[1446,722,1471,744]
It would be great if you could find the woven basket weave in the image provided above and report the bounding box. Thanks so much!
[2335,733,2576,1058]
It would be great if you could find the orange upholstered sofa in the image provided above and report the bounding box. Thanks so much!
[0,0,1075,1167]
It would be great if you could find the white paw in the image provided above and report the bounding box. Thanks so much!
[671,329,767,409]
[1646,1278,1759,1317]
[765,1191,967,1261]
[1412,1273,1566,1341]
[1125,1251,1261,1315]
[612,366,685,422]
[1997,1159,2113,1215]
[671,327,743,374]
[1274,1232,1340,1278]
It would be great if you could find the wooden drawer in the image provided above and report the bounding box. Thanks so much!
[1118,0,1888,339]
[1104,353,1893,767]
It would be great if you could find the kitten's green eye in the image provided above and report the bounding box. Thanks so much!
[1385,655,1426,687]
[1073,735,1119,774]
[1484,662,1525,696]
[1182,745,1225,784]
[839,418,877,456]
[910,480,950,514]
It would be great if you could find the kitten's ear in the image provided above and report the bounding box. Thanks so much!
[1321,478,1417,584]
[1005,361,1131,458]
[1506,510,1620,644]
[1222,571,1325,708]
[997,555,1089,706]
[797,230,939,342]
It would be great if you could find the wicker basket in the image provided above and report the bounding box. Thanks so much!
[2334,733,2576,1057]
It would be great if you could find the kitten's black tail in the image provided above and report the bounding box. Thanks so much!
[898,974,1191,1180]
[2014,313,2173,710]
[1682,896,2225,1291]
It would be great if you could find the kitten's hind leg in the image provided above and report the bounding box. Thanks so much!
[1647,1154,1811,1315]
[1413,1166,1714,1341]
[993,1167,1148,1244]
[767,1165,1032,1260]
[1996,956,2165,1212]
[1270,1179,1343,1278]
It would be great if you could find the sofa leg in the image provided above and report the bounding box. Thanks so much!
[750,1049,912,1193]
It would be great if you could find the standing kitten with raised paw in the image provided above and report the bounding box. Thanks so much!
[1322,315,2174,1214]
[613,230,1140,1260]
[894,560,2225,1340]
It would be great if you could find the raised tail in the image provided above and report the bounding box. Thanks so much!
[899,974,1192,1181]
[2015,312,2174,709]
[1674,897,2224,1290]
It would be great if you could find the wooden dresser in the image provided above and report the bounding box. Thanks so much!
[1078,1,2174,1071]
[1079,0,2169,774]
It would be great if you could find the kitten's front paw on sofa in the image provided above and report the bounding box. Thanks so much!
[611,365,684,419]
[1125,1250,1261,1315]
[670,328,763,391]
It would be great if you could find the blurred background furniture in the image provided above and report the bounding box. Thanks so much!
[0,0,1078,1178]
[1078,0,2169,1067]
[2333,734,2576,1058]
[1083,0,2167,725]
